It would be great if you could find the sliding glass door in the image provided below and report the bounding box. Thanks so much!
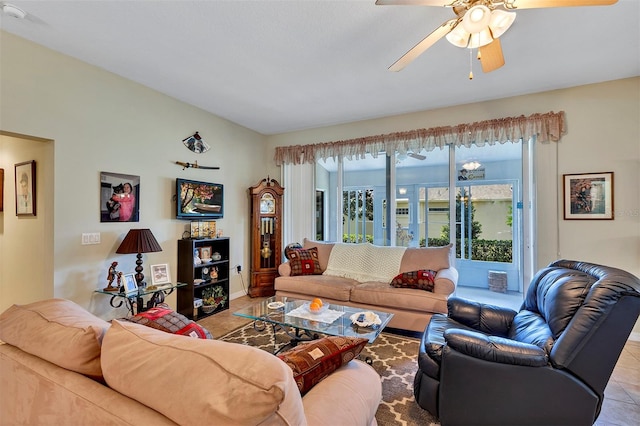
[313,139,531,304]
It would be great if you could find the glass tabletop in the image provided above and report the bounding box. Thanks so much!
[94,282,186,298]
[233,296,394,343]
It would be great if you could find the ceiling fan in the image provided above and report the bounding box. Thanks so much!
[397,151,427,163]
[376,0,619,76]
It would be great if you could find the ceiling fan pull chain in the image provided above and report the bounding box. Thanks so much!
[468,49,474,80]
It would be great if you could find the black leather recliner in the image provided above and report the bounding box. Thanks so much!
[414,259,640,426]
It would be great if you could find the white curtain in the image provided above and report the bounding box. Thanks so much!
[282,162,315,246]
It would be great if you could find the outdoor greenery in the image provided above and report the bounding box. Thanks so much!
[343,234,374,243]
[342,189,374,221]
[440,189,482,241]
[341,187,513,262]
[420,237,513,263]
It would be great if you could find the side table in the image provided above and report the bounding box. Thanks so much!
[95,283,186,316]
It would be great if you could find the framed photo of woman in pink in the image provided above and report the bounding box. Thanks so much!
[100,171,140,222]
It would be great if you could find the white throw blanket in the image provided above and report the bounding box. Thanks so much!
[323,243,406,283]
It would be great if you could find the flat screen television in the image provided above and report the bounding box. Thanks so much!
[176,178,224,220]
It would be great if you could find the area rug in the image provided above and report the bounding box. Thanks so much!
[219,323,440,426]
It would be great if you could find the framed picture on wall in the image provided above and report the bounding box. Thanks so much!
[15,160,36,216]
[100,171,140,222]
[0,168,4,212]
[563,172,614,220]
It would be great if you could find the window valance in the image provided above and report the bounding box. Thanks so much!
[274,111,565,166]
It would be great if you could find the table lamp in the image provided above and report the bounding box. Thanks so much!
[116,228,162,288]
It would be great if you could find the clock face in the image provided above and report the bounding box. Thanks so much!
[260,193,275,214]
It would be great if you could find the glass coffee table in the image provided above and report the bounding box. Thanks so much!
[233,296,394,354]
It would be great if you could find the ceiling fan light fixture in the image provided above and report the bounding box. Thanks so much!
[468,28,493,48]
[445,24,471,48]
[1,3,26,19]
[462,161,482,171]
[461,5,491,34]
[488,10,516,39]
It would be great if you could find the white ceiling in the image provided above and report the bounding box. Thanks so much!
[1,0,638,135]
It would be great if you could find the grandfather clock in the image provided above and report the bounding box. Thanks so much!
[249,177,284,297]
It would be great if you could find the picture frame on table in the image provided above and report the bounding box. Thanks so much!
[199,246,212,261]
[563,172,614,220]
[150,264,171,286]
[122,273,138,295]
[15,161,36,216]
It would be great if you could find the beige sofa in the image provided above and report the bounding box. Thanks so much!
[276,239,458,332]
[0,299,382,425]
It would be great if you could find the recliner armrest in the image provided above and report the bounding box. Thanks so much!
[448,297,517,336]
[444,329,548,367]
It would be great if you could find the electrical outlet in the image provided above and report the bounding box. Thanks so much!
[82,232,101,245]
[236,265,242,273]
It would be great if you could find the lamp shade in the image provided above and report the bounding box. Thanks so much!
[116,229,162,254]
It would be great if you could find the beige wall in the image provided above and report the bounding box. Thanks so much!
[0,31,269,319]
[1,30,638,336]
[266,78,640,337]
[0,134,54,311]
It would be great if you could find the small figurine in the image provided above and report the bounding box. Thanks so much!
[103,261,120,291]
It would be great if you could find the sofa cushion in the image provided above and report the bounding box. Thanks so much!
[400,244,453,273]
[324,243,406,283]
[0,298,109,380]
[351,281,448,313]
[288,247,323,276]
[102,320,306,426]
[390,270,436,292]
[275,274,358,302]
[284,242,303,259]
[278,336,368,395]
[122,306,213,339]
[303,238,335,271]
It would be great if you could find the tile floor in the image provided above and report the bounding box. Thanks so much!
[200,295,640,426]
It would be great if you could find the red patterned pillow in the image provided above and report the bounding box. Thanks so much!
[278,336,368,394]
[390,270,436,292]
[123,306,213,339]
[288,247,322,276]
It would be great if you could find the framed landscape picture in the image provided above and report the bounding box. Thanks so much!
[563,172,614,220]
[150,264,171,286]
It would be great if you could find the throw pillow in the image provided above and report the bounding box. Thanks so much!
[284,242,303,259]
[287,247,323,276]
[122,306,213,339]
[278,336,368,395]
[390,269,436,292]
[0,298,109,380]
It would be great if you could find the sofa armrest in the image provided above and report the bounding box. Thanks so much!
[444,329,548,367]
[434,267,458,295]
[278,261,292,277]
[302,360,381,426]
[447,297,517,336]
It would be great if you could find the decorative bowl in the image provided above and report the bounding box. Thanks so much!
[350,311,381,328]
[202,304,217,314]
[304,302,329,315]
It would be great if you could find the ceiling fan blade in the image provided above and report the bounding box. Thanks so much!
[506,0,617,10]
[409,153,427,160]
[479,38,505,73]
[389,18,458,72]
[375,1,452,5]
